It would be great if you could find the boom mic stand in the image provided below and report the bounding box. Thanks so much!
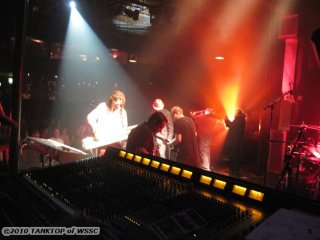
[262,90,292,186]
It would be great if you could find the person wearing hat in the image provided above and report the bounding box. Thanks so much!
[152,98,174,159]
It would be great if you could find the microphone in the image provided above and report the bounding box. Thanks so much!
[284,89,295,103]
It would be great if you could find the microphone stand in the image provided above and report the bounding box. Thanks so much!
[276,126,306,192]
[262,90,292,186]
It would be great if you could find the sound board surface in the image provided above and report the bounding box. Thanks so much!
[1,146,319,240]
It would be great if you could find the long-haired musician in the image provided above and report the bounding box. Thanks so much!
[87,90,128,153]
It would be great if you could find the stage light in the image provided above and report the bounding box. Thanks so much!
[69,1,76,9]
[111,49,119,59]
[215,56,224,60]
[129,54,137,63]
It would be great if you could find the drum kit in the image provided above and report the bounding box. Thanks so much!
[278,123,320,200]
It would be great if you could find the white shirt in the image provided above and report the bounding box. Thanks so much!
[87,102,128,143]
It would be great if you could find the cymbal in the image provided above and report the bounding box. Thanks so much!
[289,124,320,131]
[303,145,318,151]
[307,124,320,130]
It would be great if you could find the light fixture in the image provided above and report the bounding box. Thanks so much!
[215,56,224,60]
[8,77,13,85]
[128,54,137,63]
[69,1,76,9]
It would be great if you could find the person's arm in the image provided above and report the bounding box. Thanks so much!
[87,103,103,135]
[167,114,174,140]
[122,109,128,131]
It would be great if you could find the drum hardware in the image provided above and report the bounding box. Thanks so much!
[309,170,320,200]
[272,120,320,198]
[263,91,294,186]
[280,128,320,199]
[299,160,320,201]
[276,125,307,192]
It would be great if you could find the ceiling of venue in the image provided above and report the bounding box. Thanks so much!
[2,0,284,52]
[27,0,179,47]
[1,0,180,48]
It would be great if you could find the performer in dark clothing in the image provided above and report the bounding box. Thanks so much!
[152,98,174,159]
[224,108,246,178]
[170,106,200,168]
[126,112,167,155]
[191,109,216,171]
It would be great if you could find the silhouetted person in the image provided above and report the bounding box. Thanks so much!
[126,112,168,155]
[151,98,174,159]
[191,109,216,171]
[171,106,200,168]
[224,109,246,178]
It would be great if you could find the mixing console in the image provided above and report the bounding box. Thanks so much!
[1,146,319,240]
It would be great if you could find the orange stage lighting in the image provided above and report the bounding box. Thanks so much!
[219,82,239,121]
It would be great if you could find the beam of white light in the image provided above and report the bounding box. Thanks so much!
[70,7,84,29]
[58,6,149,127]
